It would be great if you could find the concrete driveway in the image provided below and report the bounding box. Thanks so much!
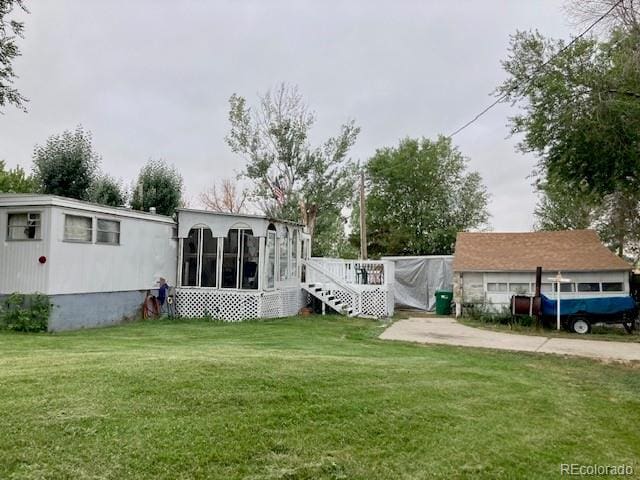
[380,317,640,362]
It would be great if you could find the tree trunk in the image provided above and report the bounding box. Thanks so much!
[299,200,318,253]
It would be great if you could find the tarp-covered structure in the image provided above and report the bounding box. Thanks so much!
[382,256,454,311]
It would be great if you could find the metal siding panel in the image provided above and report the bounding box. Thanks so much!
[48,209,177,294]
[0,206,51,294]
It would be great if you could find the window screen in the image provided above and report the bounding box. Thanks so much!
[241,230,259,290]
[279,230,289,281]
[290,229,298,280]
[7,212,41,240]
[182,228,200,287]
[266,230,276,289]
[577,282,600,292]
[64,215,92,242]
[200,229,217,287]
[602,282,623,292]
[222,229,239,288]
[96,219,120,244]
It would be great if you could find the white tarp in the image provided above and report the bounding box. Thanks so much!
[382,256,454,311]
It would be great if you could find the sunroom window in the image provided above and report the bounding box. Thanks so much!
[7,212,41,240]
[279,228,289,281]
[290,229,298,280]
[182,228,200,287]
[266,227,276,289]
[222,228,259,290]
[201,229,217,287]
[181,227,218,288]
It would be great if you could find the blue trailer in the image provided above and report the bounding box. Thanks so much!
[540,294,638,334]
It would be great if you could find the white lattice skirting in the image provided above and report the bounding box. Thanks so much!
[175,287,307,321]
[324,286,394,318]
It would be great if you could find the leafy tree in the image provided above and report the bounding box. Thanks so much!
[534,176,597,231]
[0,0,27,112]
[226,83,359,255]
[498,27,640,255]
[0,159,36,192]
[88,174,127,207]
[130,159,183,216]
[32,126,100,200]
[354,136,489,256]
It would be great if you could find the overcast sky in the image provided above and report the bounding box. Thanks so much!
[0,0,574,231]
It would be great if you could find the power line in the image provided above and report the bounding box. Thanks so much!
[447,0,625,138]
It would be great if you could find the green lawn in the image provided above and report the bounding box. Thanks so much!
[1,316,639,479]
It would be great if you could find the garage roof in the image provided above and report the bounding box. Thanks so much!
[453,230,631,272]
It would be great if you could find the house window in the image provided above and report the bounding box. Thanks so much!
[577,282,600,292]
[279,228,289,281]
[509,283,530,294]
[7,212,41,240]
[181,228,200,287]
[487,282,508,292]
[553,282,575,293]
[266,228,276,289]
[64,215,92,242]
[602,282,623,292]
[540,283,553,292]
[96,219,120,245]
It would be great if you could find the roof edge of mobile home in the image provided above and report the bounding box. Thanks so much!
[0,194,175,223]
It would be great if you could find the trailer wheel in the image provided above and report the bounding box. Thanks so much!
[570,317,591,334]
[623,322,635,334]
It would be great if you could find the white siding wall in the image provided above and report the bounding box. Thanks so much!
[47,207,177,294]
[462,270,629,309]
[0,206,51,294]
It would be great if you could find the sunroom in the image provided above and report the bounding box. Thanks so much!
[174,209,310,320]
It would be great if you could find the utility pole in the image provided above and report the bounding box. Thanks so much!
[359,170,368,260]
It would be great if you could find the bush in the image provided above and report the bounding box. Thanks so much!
[463,302,535,327]
[0,293,51,332]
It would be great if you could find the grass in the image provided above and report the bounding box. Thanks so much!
[0,316,639,479]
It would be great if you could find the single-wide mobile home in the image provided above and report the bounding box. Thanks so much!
[0,194,177,330]
[452,230,632,315]
[0,195,395,331]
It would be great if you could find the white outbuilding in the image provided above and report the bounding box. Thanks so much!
[452,230,633,315]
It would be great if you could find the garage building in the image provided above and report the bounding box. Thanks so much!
[452,230,632,315]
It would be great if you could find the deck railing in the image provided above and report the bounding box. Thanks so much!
[306,257,394,287]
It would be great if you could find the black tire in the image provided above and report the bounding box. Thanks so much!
[623,322,635,334]
[570,316,591,334]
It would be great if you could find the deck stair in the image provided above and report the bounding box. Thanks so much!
[302,282,358,316]
[301,259,361,317]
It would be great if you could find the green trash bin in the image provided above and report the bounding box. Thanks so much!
[435,290,453,315]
